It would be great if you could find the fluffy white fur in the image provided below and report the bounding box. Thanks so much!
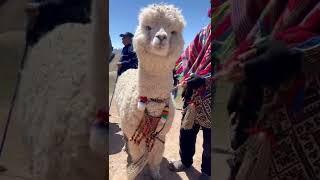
[12,1,105,179]
[114,3,185,180]
[14,23,104,180]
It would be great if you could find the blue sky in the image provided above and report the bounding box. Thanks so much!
[110,0,210,49]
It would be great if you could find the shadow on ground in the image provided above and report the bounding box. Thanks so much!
[136,157,200,180]
[109,122,124,155]
[184,165,202,179]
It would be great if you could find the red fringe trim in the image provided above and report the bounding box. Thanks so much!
[95,108,108,124]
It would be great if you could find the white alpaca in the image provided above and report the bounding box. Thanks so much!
[114,4,186,180]
[12,1,106,179]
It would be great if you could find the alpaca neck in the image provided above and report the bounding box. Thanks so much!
[137,60,174,99]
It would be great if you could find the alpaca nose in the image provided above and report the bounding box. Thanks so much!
[156,34,167,41]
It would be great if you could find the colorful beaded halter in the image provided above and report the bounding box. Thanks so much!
[130,96,169,152]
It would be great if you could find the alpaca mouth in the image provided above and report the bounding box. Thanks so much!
[151,40,167,48]
[154,43,168,49]
[150,44,169,56]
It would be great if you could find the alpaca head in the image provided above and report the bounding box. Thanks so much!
[133,3,186,71]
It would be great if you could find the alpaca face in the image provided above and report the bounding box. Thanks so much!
[149,25,170,56]
[133,4,186,60]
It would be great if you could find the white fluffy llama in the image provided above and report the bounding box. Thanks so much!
[13,0,106,179]
[114,4,185,180]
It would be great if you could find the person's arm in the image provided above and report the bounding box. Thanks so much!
[186,74,206,89]
[117,48,126,65]
[178,28,208,89]
[120,46,138,64]
[243,40,302,87]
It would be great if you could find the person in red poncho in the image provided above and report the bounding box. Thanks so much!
[168,4,213,179]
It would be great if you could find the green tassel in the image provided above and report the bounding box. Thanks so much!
[161,114,168,119]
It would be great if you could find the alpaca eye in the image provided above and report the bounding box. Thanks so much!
[146,26,152,31]
[171,31,176,34]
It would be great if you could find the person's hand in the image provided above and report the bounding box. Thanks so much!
[186,74,206,89]
[218,48,257,83]
[117,62,122,69]
[237,48,257,62]
[220,61,246,83]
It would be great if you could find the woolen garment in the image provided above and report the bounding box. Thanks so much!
[174,1,237,129]
[174,23,212,129]
[223,0,320,179]
[117,43,138,76]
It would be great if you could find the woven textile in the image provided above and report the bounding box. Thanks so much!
[228,1,320,179]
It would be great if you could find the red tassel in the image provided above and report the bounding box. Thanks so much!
[139,96,148,103]
[95,108,108,124]
[130,102,166,151]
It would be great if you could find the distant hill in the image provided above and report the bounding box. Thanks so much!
[113,48,121,54]
[109,48,121,72]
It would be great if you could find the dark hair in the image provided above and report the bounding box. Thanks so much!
[26,0,92,46]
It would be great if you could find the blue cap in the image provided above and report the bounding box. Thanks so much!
[120,32,134,38]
